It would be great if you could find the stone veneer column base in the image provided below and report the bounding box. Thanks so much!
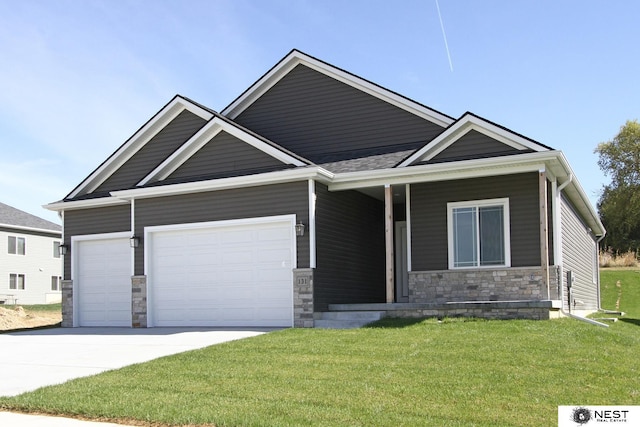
[293,268,314,328]
[131,276,148,328]
[61,280,73,327]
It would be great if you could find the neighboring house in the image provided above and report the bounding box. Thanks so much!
[1,202,62,305]
[45,50,605,328]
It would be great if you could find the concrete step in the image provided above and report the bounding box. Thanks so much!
[314,311,386,329]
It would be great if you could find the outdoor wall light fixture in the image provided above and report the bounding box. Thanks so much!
[58,244,68,256]
[295,222,305,237]
[130,236,140,248]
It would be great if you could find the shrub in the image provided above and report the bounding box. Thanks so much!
[599,249,638,267]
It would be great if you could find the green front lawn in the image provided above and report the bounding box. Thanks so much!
[0,272,638,427]
[19,303,62,312]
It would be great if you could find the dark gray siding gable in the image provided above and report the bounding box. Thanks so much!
[63,204,131,279]
[134,182,309,275]
[314,183,386,311]
[427,129,527,164]
[234,64,445,162]
[93,110,206,194]
[167,130,287,182]
[411,173,551,271]
[561,195,599,310]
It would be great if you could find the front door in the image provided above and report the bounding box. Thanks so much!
[395,221,409,302]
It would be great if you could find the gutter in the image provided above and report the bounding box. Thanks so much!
[556,175,608,328]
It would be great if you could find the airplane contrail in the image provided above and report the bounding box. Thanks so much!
[435,0,454,72]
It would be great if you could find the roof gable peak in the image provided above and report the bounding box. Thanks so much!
[66,95,213,199]
[398,112,552,167]
[221,49,454,127]
[138,115,310,187]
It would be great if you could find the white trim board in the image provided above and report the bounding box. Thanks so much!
[398,114,549,167]
[112,167,334,200]
[222,50,453,127]
[67,96,213,199]
[138,117,307,187]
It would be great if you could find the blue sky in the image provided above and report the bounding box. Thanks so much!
[1,0,638,223]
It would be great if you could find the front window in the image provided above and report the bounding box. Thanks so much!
[8,236,26,255]
[448,198,511,269]
[9,273,25,290]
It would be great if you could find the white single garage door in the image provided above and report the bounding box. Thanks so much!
[148,217,295,327]
[76,236,132,327]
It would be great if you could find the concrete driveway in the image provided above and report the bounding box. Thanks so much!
[0,327,273,397]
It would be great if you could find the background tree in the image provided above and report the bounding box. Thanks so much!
[595,119,640,252]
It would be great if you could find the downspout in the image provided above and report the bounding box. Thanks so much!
[556,175,608,327]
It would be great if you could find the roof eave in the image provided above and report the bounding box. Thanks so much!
[0,222,61,235]
[44,197,131,212]
[111,167,334,200]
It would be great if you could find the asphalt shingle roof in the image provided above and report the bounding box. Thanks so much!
[318,149,417,173]
[0,202,61,232]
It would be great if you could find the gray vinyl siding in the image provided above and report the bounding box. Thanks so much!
[314,183,386,311]
[93,110,206,194]
[426,130,526,164]
[62,204,131,280]
[561,195,599,310]
[234,64,445,162]
[134,181,309,276]
[411,173,553,271]
[167,130,286,181]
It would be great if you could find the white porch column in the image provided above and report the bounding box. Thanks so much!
[385,184,394,303]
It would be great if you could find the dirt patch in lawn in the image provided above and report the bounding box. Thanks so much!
[0,306,61,331]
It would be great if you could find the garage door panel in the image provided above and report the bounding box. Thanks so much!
[259,247,292,262]
[221,229,253,243]
[76,238,131,327]
[149,219,294,327]
[220,270,253,283]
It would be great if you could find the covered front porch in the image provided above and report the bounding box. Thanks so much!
[313,167,564,327]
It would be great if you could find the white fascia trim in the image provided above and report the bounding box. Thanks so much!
[330,151,560,191]
[44,197,130,212]
[68,96,213,199]
[138,117,306,186]
[222,51,453,127]
[112,167,334,200]
[0,223,61,235]
[398,115,549,167]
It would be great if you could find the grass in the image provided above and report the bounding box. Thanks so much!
[0,276,638,427]
[595,268,640,324]
[18,303,62,312]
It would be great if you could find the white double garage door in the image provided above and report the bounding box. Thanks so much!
[74,216,296,327]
